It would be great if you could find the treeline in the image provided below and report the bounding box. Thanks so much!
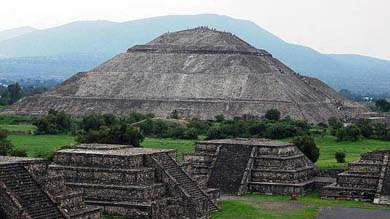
[32,109,321,152]
[375,99,390,112]
[0,81,55,106]
[328,116,390,141]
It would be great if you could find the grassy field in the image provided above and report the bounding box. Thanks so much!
[1,123,389,169]
[9,134,75,157]
[142,138,195,160]
[314,135,390,169]
[0,124,36,134]
[212,193,388,219]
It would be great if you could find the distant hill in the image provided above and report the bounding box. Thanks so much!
[0,26,36,43]
[0,14,389,95]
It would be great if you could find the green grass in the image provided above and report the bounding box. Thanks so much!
[9,134,75,157]
[0,124,36,134]
[142,138,195,160]
[314,135,390,169]
[212,193,388,219]
[3,123,389,169]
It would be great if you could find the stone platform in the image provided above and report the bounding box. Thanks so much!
[184,138,316,195]
[321,150,390,205]
[0,156,102,219]
[50,144,218,219]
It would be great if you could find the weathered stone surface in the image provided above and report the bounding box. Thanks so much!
[0,156,101,219]
[50,144,217,218]
[3,27,366,123]
[322,150,390,205]
[184,138,316,195]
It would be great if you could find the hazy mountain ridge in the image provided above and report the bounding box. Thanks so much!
[0,14,389,94]
[0,26,37,43]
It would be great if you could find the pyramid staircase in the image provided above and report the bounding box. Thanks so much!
[0,163,66,219]
[184,139,316,196]
[207,144,253,194]
[150,153,218,217]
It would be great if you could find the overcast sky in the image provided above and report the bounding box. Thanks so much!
[1,0,389,60]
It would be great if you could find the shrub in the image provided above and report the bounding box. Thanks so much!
[292,136,320,163]
[183,128,199,140]
[187,118,211,135]
[34,109,73,134]
[206,126,228,140]
[356,119,373,138]
[336,125,361,141]
[265,109,281,121]
[0,129,13,156]
[328,116,343,136]
[10,149,28,157]
[214,114,225,122]
[169,110,180,119]
[335,151,346,163]
[77,123,144,147]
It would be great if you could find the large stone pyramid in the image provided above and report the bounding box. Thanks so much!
[4,27,365,122]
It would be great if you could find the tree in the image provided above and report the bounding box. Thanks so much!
[292,136,320,163]
[336,125,361,142]
[0,129,13,156]
[7,83,23,104]
[77,123,144,147]
[0,129,25,157]
[335,151,346,163]
[328,116,343,136]
[214,114,225,122]
[34,109,72,134]
[265,109,281,121]
[375,99,390,112]
[356,119,373,138]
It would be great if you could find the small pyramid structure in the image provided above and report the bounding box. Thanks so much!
[4,27,365,122]
[322,150,390,204]
[184,138,316,195]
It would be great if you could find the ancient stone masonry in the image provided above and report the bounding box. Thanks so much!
[184,138,316,196]
[49,144,218,219]
[0,156,102,219]
[322,150,390,205]
[3,27,366,123]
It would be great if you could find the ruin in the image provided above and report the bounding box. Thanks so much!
[48,144,218,218]
[183,138,316,195]
[3,27,366,123]
[321,150,390,205]
[0,156,102,219]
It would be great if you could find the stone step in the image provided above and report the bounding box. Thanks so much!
[68,206,102,219]
[249,180,314,195]
[321,183,376,201]
[53,151,145,169]
[49,164,156,186]
[251,166,315,183]
[151,153,218,215]
[86,200,152,218]
[67,182,167,202]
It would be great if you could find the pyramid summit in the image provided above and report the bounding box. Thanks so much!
[4,27,365,122]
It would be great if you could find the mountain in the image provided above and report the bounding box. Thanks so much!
[4,28,366,123]
[0,26,36,43]
[0,14,389,95]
